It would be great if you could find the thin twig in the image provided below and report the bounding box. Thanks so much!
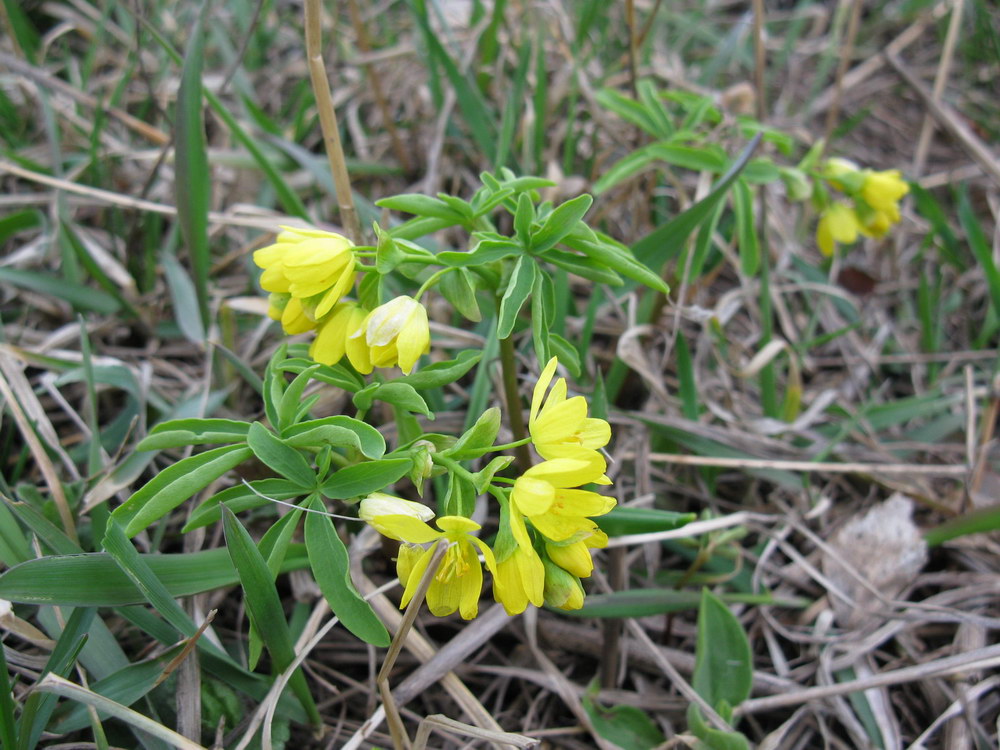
[304,0,362,242]
[627,452,970,475]
[911,0,966,176]
[823,0,864,146]
[738,644,1000,715]
[885,51,1000,188]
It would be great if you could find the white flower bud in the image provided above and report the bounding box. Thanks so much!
[359,493,434,522]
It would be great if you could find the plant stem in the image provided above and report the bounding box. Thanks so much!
[304,0,361,243]
[499,335,532,472]
[414,268,451,301]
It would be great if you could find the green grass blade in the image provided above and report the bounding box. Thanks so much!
[633,134,761,273]
[221,506,321,728]
[174,0,212,329]
[304,496,389,646]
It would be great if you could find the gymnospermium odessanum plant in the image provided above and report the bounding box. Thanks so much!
[109,170,672,648]
[595,80,911,264]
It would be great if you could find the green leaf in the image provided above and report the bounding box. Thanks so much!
[596,507,696,537]
[222,507,321,727]
[173,0,211,327]
[0,644,16,750]
[438,239,522,267]
[439,267,482,322]
[687,704,750,750]
[574,589,793,618]
[732,178,759,276]
[112,444,253,536]
[52,647,180,733]
[583,690,665,750]
[103,520,232,663]
[649,142,726,172]
[374,222,407,274]
[353,382,432,417]
[497,255,537,338]
[592,146,662,194]
[513,193,536,245]
[183,478,305,531]
[276,364,321,431]
[565,231,669,293]
[18,607,93,750]
[530,194,592,253]
[538,248,624,286]
[925,504,1000,547]
[692,589,753,709]
[444,407,502,458]
[547,333,581,377]
[282,416,385,459]
[137,418,251,451]
[247,422,316,489]
[319,458,413,500]
[0,546,311,606]
[392,350,483,390]
[471,455,513,493]
[376,193,467,222]
[633,134,761,273]
[0,267,120,314]
[278,357,364,393]
[161,251,206,343]
[304,497,390,646]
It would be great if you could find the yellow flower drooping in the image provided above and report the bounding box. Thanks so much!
[510,457,615,542]
[268,294,315,335]
[310,302,372,372]
[861,170,909,214]
[816,203,861,257]
[858,169,909,238]
[360,511,495,620]
[352,295,431,375]
[254,226,357,319]
[529,357,611,464]
[493,543,545,616]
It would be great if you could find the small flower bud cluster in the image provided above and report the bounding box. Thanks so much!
[254,227,430,374]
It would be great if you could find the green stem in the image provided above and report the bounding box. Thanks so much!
[489,437,532,452]
[499,333,532,472]
[433,455,477,484]
[414,267,452,301]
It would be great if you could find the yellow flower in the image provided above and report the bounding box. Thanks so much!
[529,357,611,463]
[310,302,372,373]
[511,458,615,542]
[816,203,861,256]
[493,544,545,616]
[545,525,608,578]
[861,170,909,214]
[363,513,495,620]
[267,294,315,335]
[541,558,585,611]
[352,295,430,375]
[254,226,357,318]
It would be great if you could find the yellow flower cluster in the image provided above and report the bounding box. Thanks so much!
[358,357,614,619]
[816,160,909,256]
[253,227,430,374]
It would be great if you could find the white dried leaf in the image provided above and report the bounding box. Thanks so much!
[822,493,927,629]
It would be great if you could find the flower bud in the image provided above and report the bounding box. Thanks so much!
[359,493,434,523]
[408,440,436,495]
[542,557,585,610]
[779,167,811,202]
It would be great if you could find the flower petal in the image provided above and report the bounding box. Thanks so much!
[511,476,555,516]
[530,357,560,427]
[368,514,441,544]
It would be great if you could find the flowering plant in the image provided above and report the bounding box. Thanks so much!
[109,171,666,641]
